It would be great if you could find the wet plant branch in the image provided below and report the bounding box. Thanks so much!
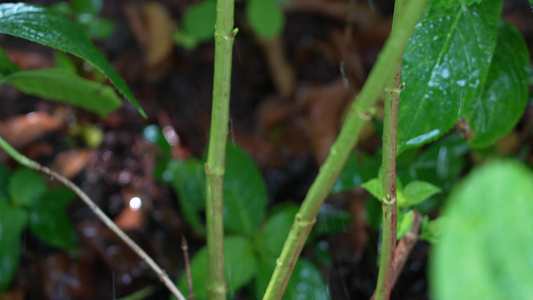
[262,0,429,298]
[0,136,186,300]
[374,0,406,298]
[392,211,423,285]
[371,211,423,300]
[205,0,236,298]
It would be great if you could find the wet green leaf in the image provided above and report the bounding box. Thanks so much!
[183,0,216,43]
[28,187,76,249]
[0,3,144,116]
[8,168,47,207]
[431,161,533,300]
[285,258,329,299]
[0,198,28,293]
[247,0,285,39]
[332,153,380,194]
[167,159,206,236]
[462,21,529,147]
[223,143,267,236]
[398,0,502,151]
[401,181,441,207]
[398,134,468,194]
[2,68,122,117]
[433,0,486,8]
[257,204,298,259]
[176,236,256,300]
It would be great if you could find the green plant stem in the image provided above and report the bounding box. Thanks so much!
[0,136,185,300]
[262,0,429,298]
[375,1,406,298]
[205,0,236,298]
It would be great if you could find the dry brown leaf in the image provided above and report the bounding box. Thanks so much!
[51,149,91,179]
[0,112,62,149]
[295,78,351,164]
[124,2,175,79]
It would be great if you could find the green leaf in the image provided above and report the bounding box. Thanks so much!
[78,14,114,39]
[176,236,256,300]
[433,0,485,9]
[182,0,216,43]
[332,153,380,194]
[223,143,267,236]
[246,0,285,39]
[255,258,329,300]
[431,161,533,300]
[0,198,28,293]
[462,21,529,147]
[143,125,172,180]
[285,258,329,299]
[0,47,20,76]
[364,197,382,229]
[8,168,47,207]
[401,181,441,207]
[420,215,445,244]
[2,68,121,117]
[54,51,77,73]
[361,178,382,200]
[255,257,276,299]
[143,125,172,155]
[0,3,144,116]
[397,210,413,239]
[397,0,502,151]
[257,204,298,259]
[72,0,103,14]
[313,206,353,236]
[28,187,76,249]
[167,159,206,236]
[399,134,468,189]
[0,163,11,199]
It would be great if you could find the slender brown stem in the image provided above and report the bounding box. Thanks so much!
[374,0,407,298]
[0,136,185,300]
[391,211,423,285]
[371,211,423,300]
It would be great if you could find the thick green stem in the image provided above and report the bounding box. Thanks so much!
[205,0,236,299]
[262,0,428,298]
[375,0,406,298]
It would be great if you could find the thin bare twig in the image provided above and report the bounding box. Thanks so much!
[391,211,423,285]
[0,136,186,300]
[371,210,423,300]
[182,235,195,300]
